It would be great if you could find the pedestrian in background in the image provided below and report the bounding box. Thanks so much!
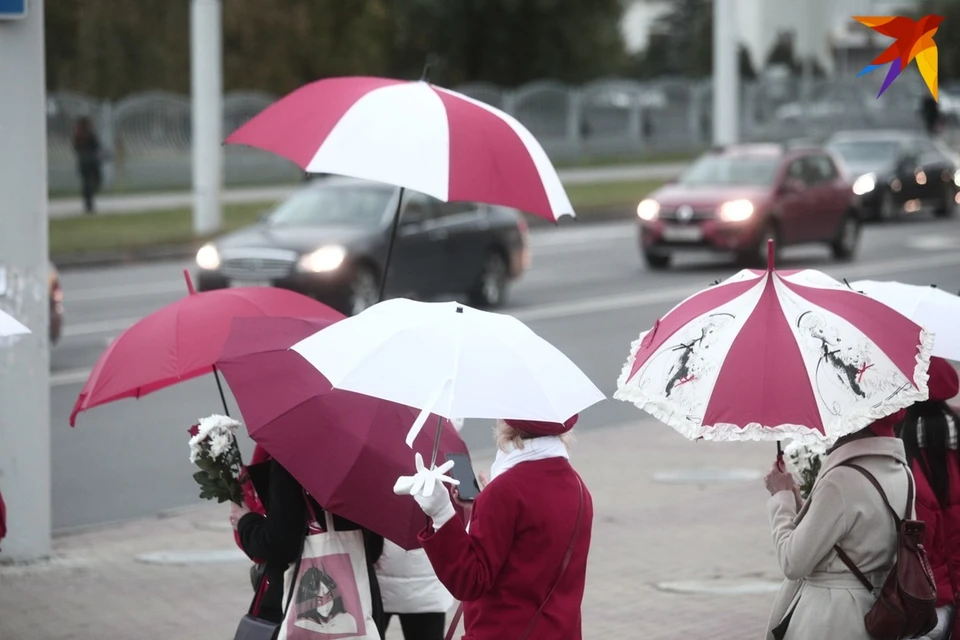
[901,356,960,639]
[922,94,943,136]
[72,116,102,214]
[375,539,453,640]
[395,414,593,640]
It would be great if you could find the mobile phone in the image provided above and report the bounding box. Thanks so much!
[445,453,480,502]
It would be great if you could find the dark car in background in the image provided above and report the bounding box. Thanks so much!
[826,130,959,221]
[636,143,860,269]
[195,178,530,315]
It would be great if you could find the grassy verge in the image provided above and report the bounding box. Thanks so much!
[49,179,665,256]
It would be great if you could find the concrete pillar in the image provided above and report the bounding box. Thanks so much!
[0,0,52,562]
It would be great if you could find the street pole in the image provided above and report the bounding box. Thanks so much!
[0,0,52,562]
[190,0,223,235]
[712,0,739,145]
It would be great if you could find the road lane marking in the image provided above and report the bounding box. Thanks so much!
[50,250,960,388]
[66,282,185,303]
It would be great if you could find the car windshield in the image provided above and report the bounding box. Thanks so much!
[827,140,901,165]
[265,184,393,227]
[677,155,780,186]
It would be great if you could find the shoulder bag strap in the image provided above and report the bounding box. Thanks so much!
[277,491,316,621]
[444,475,586,640]
[831,461,911,592]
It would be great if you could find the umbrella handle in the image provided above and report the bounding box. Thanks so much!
[429,414,444,469]
[378,187,405,302]
[776,441,784,471]
[212,365,230,417]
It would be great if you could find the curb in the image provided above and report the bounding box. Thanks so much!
[51,205,635,270]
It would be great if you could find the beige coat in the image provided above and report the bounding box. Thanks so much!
[765,437,914,640]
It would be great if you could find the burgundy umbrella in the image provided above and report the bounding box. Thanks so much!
[216,316,471,550]
[70,271,342,426]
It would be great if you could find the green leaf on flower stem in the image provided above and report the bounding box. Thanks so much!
[195,457,215,472]
[192,471,208,484]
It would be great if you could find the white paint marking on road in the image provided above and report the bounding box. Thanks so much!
[62,316,144,338]
[906,235,960,250]
[50,368,95,386]
[65,281,185,303]
[50,251,960,388]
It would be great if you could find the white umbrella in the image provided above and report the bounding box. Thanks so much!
[290,298,605,448]
[851,280,960,361]
[0,309,30,338]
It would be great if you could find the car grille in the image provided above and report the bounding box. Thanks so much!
[221,257,295,279]
[660,207,716,221]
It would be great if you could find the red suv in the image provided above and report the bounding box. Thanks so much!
[636,144,861,269]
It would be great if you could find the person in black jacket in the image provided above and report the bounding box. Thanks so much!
[230,458,386,637]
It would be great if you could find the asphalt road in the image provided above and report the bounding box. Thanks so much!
[51,214,960,532]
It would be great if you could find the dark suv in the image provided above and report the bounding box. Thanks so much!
[636,144,861,269]
[826,130,959,221]
[195,178,530,315]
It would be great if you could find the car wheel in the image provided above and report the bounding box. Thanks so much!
[934,184,956,218]
[879,191,899,222]
[346,266,380,316]
[469,251,509,308]
[642,249,671,270]
[831,212,861,261]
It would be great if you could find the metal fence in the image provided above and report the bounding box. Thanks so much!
[48,73,948,194]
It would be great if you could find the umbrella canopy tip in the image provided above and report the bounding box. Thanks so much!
[456,306,464,314]
[183,269,196,295]
[766,238,775,272]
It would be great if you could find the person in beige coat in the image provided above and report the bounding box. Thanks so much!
[763,413,913,640]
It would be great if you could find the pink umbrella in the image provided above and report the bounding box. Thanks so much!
[225,73,573,299]
[614,241,933,451]
[70,272,342,426]
[216,316,471,550]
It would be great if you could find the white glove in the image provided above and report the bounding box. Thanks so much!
[394,453,459,530]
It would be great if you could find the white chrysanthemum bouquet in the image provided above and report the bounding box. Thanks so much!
[187,414,245,505]
[783,439,827,500]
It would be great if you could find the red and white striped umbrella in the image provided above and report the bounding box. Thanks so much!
[614,249,933,444]
[225,76,573,223]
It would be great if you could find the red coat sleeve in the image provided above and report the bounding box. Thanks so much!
[418,480,520,602]
[913,463,950,605]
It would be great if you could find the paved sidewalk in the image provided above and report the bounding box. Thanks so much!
[47,162,690,219]
[0,418,781,639]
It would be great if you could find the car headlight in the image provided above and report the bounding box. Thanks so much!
[298,246,346,273]
[637,199,660,221]
[852,173,877,196]
[954,169,960,187]
[196,243,221,270]
[717,199,754,222]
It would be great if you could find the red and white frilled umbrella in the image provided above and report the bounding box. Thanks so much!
[614,242,933,445]
[225,75,573,223]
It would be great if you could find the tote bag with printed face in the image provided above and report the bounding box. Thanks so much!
[277,510,379,640]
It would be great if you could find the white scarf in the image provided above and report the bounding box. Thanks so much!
[490,436,569,480]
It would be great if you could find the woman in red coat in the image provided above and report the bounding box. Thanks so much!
[394,415,593,640]
[900,356,960,638]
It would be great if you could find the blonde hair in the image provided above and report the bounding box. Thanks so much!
[494,420,576,452]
